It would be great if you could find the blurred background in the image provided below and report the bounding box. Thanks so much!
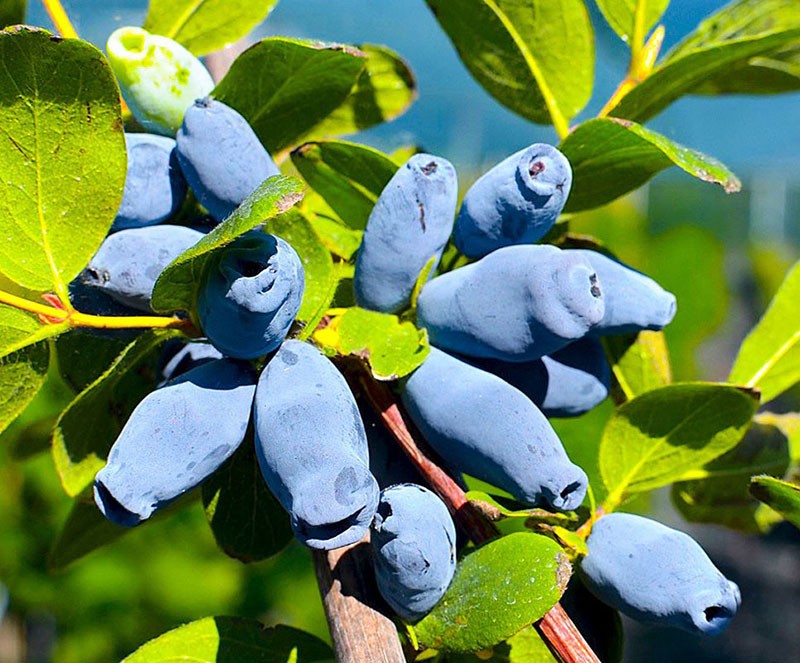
[1,1,798,661]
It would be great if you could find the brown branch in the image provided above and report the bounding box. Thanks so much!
[313,535,406,663]
[356,369,600,663]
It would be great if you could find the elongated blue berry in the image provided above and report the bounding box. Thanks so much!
[254,341,380,549]
[470,337,610,418]
[401,348,588,510]
[113,134,187,231]
[566,250,676,335]
[176,98,280,220]
[371,483,457,621]
[417,245,604,362]
[354,154,458,312]
[94,359,256,527]
[580,513,741,635]
[80,225,203,311]
[454,143,572,258]
[197,232,304,359]
[106,27,214,135]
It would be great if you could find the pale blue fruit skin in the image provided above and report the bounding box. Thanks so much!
[93,359,257,527]
[253,340,380,550]
[106,27,214,136]
[354,153,458,313]
[81,225,204,312]
[469,337,610,418]
[580,513,741,635]
[566,250,677,335]
[176,98,280,221]
[454,143,572,258]
[400,348,588,511]
[416,245,605,362]
[113,134,187,231]
[371,483,457,622]
[197,232,305,360]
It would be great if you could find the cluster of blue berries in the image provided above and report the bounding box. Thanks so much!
[81,28,739,632]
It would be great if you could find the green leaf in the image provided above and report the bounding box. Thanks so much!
[560,118,740,213]
[303,205,363,261]
[213,38,367,154]
[749,476,800,529]
[602,330,671,402]
[433,626,555,662]
[55,331,129,392]
[291,140,399,230]
[150,175,304,315]
[306,44,416,139]
[729,260,800,403]
[0,27,126,298]
[606,0,800,122]
[599,383,759,506]
[144,0,278,57]
[672,418,791,533]
[425,0,593,131]
[52,329,178,497]
[0,306,60,435]
[692,45,800,95]
[414,532,569,653]
[595,0,669,45]
[465,490,578,524]
[123,618,335,663]
[202,433,293,563]
[0,0,25,28]
[268,210,336,336]
[323,307,429,380]
[48,492,130,570]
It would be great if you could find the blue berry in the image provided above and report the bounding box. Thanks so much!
[197,232,304,360]
[159,340,224,383]
[401,348,588,510]
[354,154,458,312]
[112,134,187,231]
[176,97,280,221]
[566,250,676,335]
[81,225,203,312]
[470,337,610,418]
[93,359,257,527]
[371,483,457,621]
[416,245,604,362]
[454,143,572,258]
[253,340,380,550]
[579,513,741,635]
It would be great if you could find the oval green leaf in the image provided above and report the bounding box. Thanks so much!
[600,382,759,507]
[150,175,304,315]
[0,27,126,298]
[144,0,278,56]
[425,0,593,132]
[607,0,800,122]
[414,532,570,653]
[291,140,399,230]
[595,0,669,45]
[213,38,366,154]
[307,44,416,140]
[560,117,740,213]
[672,418,791,533]
[123,617,335,663]
[729,260,800,403]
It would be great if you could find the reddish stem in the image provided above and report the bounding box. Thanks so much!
[355,369,600,663]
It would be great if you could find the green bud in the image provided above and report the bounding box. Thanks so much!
[106,27,214,136]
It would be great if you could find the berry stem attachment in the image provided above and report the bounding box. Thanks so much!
[355,368,601,663]
[41,0,78,39]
